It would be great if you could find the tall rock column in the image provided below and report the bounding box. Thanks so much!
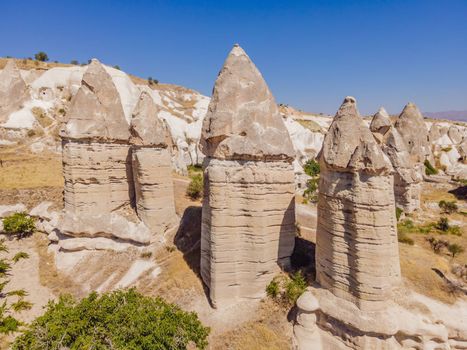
[370,108,422,212]
[130,91,178,238]
[316,97,400,312]
[200,44,296,308]
[59,59,149,246]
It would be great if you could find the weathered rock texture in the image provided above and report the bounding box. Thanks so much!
[130,91,177,236]
[370,108,422,212]
[60,59,144,245]
[394,103,432,166]
[200,45,296,308]
[0,60,28,123]
[316,97,401,312]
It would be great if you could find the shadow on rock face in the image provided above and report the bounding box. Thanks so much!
[291,236,316,281]
[173,205,212,304]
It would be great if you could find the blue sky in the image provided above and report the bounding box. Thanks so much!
[2,0,466,115]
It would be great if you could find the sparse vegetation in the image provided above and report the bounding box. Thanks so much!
[427,237,449,254]
[266,271,307,306]
[447,243,464,258]
[2,212,35,238]
[398,231,414,245]
[303,159,320,177]
[396,207,403,221]
[424,160,438,176]
[113,65,121,70]
[34,52,49,62]
[13,288,210,350]
[186,173,203,200]
[439,200,458,214]
[70,60,79,65]
[436,217,450,232]
[0,240,32,335]
[148,77,159,85]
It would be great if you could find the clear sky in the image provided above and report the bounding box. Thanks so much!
[2,0,466,115]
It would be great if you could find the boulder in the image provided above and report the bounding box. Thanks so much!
[200,45,296,308]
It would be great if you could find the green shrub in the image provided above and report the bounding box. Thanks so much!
[303,177,319,203]
[435,217,450,232]
[186,174,203,200]
[34,51,49,62]
[424,160,438,176]
[448,243,464,258]
[2,212,35,238]
[303,159,320,177]
[395,207,403,221]
[70,60,79,65]
[13,289,210,350]
[266,280,280,298]
[113,65,121,70]
[285,271,307,304]
[438,200,458,214]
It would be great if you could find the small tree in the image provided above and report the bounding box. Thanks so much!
[439,200,458,214]
[426,237,449,254]
[395,207,403,221]
[303,159,320,177]
[113,65,121,70]
[70,60,79,65]
[448,243,464,258]
[34,52,49,62]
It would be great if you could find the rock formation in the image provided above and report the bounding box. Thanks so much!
[394,102,432,167]
[130,91,178,237]
[0,60,28,123]
[200,44,296,308]
[59,59,150,248]
[316,97,400,311]
[370,107,422,212]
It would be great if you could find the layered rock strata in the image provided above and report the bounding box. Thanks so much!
[59,59,149,247]
[316,97,400,312]
[0,60,28,123]
[130,91,177,237]
[370,108,422,212]
[200,44,296,308]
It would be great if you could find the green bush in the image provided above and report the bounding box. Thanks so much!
[303,159,320,177]
[266,280,279,298]
[285,271,307,304]
[34,52,48,62]
[424,160,438,176]
[427,237,449,254]
[303,177,319,203]
[70,60,79,65]
[435,217,450,232]
[448,243,464,258]
[395,207,403,221]
[186,174,203,200]
[2,212,35,238]
[13,289,210,350]
[438,200,458,214]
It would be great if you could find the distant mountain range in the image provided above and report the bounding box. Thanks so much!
[423,110,467,122]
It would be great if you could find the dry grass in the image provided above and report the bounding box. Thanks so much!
[0,57,72,71]
[212,299,291,350]
[296,119,323,132]
[0,149,62,189]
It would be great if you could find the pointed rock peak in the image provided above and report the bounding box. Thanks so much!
[130,91,172,147]
[398,102,424,121]
[200,45,295,161]
[63,59,129,141]
[320,97,392,174]
[370,107,392,134]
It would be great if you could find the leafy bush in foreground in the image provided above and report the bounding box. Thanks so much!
[266,271,307,306]
[13,288,210,350]
[2,212,35,238]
